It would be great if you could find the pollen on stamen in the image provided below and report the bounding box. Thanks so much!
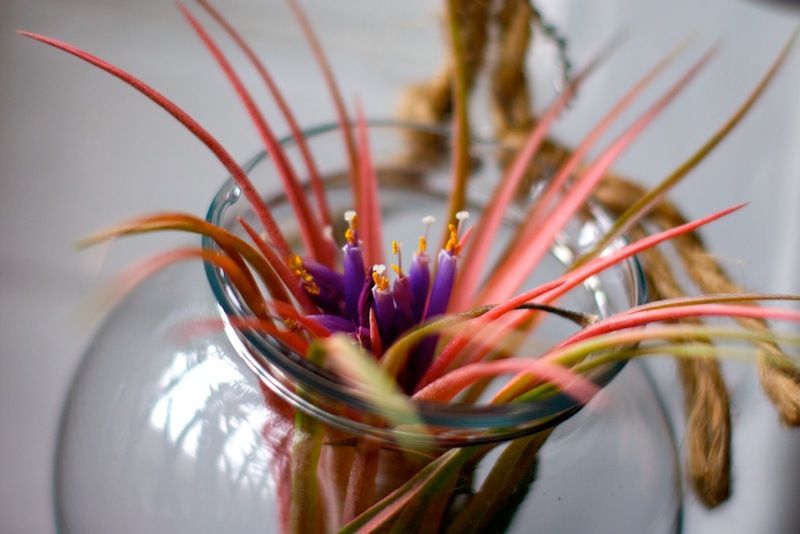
[371,264,390,291]
[289,255,320,295]
[344,210,359,245]
[304,283,321,296]
[284,318,301,332]
[445,223,462,255]
[419,215,436,253]
[392,240,404,275]
[288,255,303,271]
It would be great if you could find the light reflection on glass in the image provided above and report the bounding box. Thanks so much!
[148,343,278,503]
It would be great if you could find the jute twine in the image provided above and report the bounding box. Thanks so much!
[396,0,800,508]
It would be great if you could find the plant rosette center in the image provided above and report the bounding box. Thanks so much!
[202,122,648,446]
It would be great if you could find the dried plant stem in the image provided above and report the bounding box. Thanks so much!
[442,0,484,239]
[490,0,535,145]
[396,0,489,166]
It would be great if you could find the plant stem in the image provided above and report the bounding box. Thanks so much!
[445,429,553,534]
[342,438,381,523]
[442,0,472,241]
[290,406,325,533]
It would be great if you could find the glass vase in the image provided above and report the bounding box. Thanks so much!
[54,122,681,533]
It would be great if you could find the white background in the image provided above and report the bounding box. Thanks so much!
[2,0,800,532]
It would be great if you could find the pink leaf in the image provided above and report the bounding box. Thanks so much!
[195,0,334,234]
[20,30,293,258]
[178,4,329,263]
[414,358,599,405]
[480,46,717,303]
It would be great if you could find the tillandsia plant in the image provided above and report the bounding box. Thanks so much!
[22,0,800,532]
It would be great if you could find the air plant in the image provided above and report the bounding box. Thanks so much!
[22,0,800,532]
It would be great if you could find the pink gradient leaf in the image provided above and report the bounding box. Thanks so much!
[480,45,718,304]
[574,29,799,266]
[354,102,385,266]
[454,36,634,309]
[195,0,334,233]
[285,0,361,213]
[178,4,330,263]
[76,212,294,307]
[500,316,800,404]
[519,35,697,244]
[20,31,293,258]
[317,335,423,430]
[92,247,269,321]
[413,357,598,404]
[556,299,800,350]
[452,61,586,309]
[419,203,744,388]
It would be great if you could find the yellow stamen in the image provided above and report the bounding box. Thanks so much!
[392,240,404,275]
[371,264,390,291]
[418,215,435,253]
[445,223,461,255]
[344,210,359,246]
[288,255,320,296]
[345,227,357,245]
[304,284,321,296]
[288,255,302,271]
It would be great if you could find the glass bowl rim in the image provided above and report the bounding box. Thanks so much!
[203,119,648,446]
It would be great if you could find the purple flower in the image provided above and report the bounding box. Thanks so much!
[392,273,415,338]
[290,210,466,363]
[342,211,365,324]
[371,264,396,347]
[408,216,435,322]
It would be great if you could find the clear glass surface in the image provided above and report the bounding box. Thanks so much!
[55,123,681,533]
